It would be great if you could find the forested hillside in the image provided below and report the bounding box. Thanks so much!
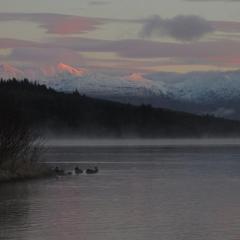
[1,79,240,137]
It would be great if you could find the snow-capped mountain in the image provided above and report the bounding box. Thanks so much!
[3,62,240,103]
[0,63,88,80]
[145,70,240,119]
[40,63,88,78]
[146,70,240,103]
[47,67,240,119]
[0,63,167,97]
[2,62,240,119]
[49,70,167,97]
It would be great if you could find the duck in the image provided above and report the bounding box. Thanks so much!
[86,167,99,174]
[74,166,83,175]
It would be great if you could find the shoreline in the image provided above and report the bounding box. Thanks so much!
[0,164,54,183]
[44,138,240,147]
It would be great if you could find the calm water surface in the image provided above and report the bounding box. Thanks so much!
[1,139,240,240]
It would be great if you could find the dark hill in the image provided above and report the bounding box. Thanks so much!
[1,79,240,138]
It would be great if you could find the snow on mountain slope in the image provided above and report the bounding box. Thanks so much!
[41,63,88,78]
[48,71,167,97]
[172,71,240,103]
[2,63,240,109]
[146,70,240,103]
[0,63,166,97]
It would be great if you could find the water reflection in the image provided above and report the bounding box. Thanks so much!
[0,182,31,240]
[1,144,240,240]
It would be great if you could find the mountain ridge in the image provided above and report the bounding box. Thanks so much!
[2,63,240,119]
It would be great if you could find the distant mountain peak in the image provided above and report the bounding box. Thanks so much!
[0,62,90,80]
[37,62,88,78]
[0,63,13,69]
[0,63,25,79]
[127,73,146,81]
[56,62,87,77]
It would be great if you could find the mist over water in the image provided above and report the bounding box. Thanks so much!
[1,139,240,240]
[45,138,240,147]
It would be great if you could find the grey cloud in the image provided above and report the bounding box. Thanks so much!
[53,37,240,60]
[9,47,84,65]
[89,1,110,5]
[140,15,215,41]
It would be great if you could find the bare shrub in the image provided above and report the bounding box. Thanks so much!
[0,97,42,177]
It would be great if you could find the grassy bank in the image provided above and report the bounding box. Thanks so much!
[0,162,53,183]
[0,93,52,183]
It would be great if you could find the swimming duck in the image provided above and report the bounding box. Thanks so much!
[74,166,83,175]
[86,167,98,174]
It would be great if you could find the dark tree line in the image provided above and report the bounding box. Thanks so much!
[1,78,240,138]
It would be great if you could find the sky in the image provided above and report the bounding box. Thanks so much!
[1,0,240,73]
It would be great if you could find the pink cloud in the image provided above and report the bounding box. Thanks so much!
[212,21,240,33]
[9,47,84,65]
[52,37,240,59]
[2,12,240,37]
[51,37,240,67]
[207,56,240,66]
[113,40,240,59]
[0,38,41,48]
[2,36,240,68]
[0,13,103,35]
[38,15,102,34]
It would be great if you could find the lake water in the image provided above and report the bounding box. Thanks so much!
[1,139,240,240]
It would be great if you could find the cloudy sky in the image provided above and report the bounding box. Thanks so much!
[1,0,240,72]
